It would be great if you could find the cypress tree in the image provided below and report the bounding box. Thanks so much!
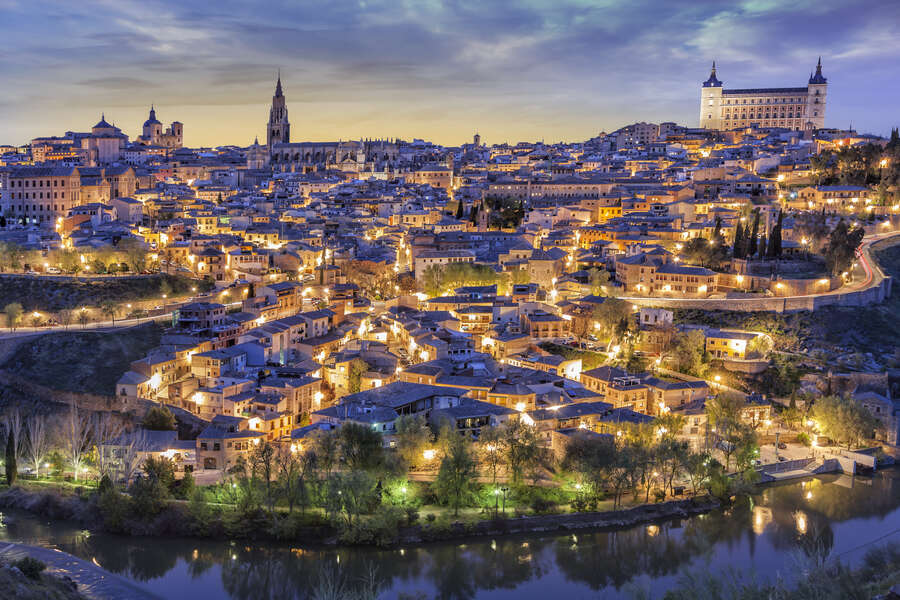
[470,204,479,224]
[5,430,16,486]
[733,221,744,259]
[712,216,722,242]
[758,234,767,260]
[748,210,760,257]
[773,211,784,258]
[455,201,464,220]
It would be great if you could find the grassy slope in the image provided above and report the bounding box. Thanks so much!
[0,322,164,395]
[0,562,86,600]
[0,274,206,312]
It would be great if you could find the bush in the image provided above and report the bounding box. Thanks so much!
[338,505,406,547]
[797,432,812,447]
[405,506,420,526]
[13,556,46,580]
[97,487,131,532]
[173,471,194,500]
[425,513,436,523]
[530,497,558,514]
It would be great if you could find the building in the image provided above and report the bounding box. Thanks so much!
[700,59,827,131]
[265,75,399,173]
[137,106,183,149]
[0,166,82,227]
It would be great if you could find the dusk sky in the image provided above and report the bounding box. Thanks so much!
[2,0,899,148]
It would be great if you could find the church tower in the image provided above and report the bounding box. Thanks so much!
[267,73,290,154]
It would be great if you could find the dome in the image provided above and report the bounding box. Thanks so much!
[143,106,161,127]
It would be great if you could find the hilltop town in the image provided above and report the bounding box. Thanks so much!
[1,62,899,540]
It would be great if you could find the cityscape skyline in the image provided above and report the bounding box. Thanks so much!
[3,0,900,147]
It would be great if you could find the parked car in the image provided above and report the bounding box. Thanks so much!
[777,442,787,450]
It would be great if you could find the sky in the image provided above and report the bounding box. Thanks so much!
[1,0,899,148]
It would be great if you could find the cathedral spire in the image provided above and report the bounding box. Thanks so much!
[275,71,283,97]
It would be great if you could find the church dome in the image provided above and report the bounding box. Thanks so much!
[143,106,161,127]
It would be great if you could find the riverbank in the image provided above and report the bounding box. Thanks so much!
[0,484,719,549]
[0,548,86,600]
[0,541,157,600]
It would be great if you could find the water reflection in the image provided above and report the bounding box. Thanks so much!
[2,470,900,599]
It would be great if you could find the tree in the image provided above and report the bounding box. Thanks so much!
[563,432,616,500]
[347,358,369,395]
[119,238,147,273]
[455,201,464,220]
[823,220,865,276]
[394,414,432,471]
[62,400,91,481]
[329,470,377,527]
[249,440,277,514]
[311,428,340,476]
[422,264,445,297]
[588,268,610,296]
[501,418,540,485]
[478,426,505,484]
[24,414,52,478]
[434,429,477,516]
[100,300,118,325]
[58,308,73,330]
[732,221,745,259]
[592,298,632,343]
[4,429,16,485]
[680,451,712,495]
[91,412,124,479]
[673,329,709,378]
[3,302,23,331]
[77,309,90,328]
[811,395,878,449]
[142,406,177,431]
[339,422,384,473]
[2,408,23,464]
[275,444,305,514]
[748,210,760,257]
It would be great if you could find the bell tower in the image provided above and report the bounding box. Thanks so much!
[267,72,290,153]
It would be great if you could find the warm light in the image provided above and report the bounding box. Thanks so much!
[611,345,621,354]
[736,275,744,284]
[423,449,436,460]
[515,402,526,412]
[714,375,721,382]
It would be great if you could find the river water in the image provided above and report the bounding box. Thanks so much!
[2,471,900,599]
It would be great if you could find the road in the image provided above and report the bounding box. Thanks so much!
[619,229,900,307]
[0,300,244,339]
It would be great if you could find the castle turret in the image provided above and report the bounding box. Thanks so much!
[700,61,724,129]
[806,57,827,130]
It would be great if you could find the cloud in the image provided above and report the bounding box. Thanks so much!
[0,0,898,146]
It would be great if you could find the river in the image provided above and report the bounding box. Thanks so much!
[2,471,900,599]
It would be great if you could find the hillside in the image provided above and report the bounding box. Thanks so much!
[0,323,164,397]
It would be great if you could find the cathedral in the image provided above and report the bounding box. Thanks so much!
[137,106,183,149]
[265,75,399,174]
[700,58,827,131]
